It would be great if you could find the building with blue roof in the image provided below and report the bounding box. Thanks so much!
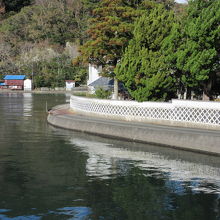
[2,75,26,90]
[4,75,26,80]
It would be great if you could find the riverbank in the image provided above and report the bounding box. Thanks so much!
[47,104,220,156]
[0,88,86,94]
[0,90,70,94]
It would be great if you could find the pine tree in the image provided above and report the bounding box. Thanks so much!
[78,0,152,98]
[79,0,149,68]
[170,0,220,99]
[115,5,175,101]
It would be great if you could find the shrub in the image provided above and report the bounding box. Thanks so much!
[95,88,111,99]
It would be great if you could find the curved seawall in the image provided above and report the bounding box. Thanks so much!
[47,104,220,156]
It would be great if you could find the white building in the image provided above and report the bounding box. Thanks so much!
[87,64,102,94]
[66,80,75,91]
[24,79,32,91]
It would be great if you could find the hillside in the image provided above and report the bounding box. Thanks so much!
[0,0,93,86]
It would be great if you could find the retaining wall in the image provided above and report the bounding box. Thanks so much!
[70,96,220,130]
[47,105,220,156]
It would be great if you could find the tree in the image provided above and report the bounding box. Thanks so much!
[82,0,101,15]
[166,0,220,100]
[162,19,186,99]
[0,0,88,86]
[115,5,176,101]
[0,42,18,75]
[0,0,84,45]
[187,0,220,99]
[0,0,5,15]
[78,0,150,99]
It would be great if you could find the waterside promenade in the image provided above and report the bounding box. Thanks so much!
[47,96,220,156]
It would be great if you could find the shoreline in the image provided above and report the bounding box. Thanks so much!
[47,104,220,156]
[0,89,86,94]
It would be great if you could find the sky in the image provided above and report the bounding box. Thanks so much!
[175,0,188,3]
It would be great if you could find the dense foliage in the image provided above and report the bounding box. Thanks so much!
[78,0,160,98]
[115,0,220,101]
[78,0,150,73]
[0,0,91,85]
[178,0,220,100]
[162,0,220,100]
[115,5,175,101]
[33,55,87,88]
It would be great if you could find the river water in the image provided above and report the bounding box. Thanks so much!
[0,93,220,220]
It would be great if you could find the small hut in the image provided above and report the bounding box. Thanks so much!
[4,75,26,90]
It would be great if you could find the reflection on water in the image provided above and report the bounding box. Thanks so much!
[0,93,220,220]
[23,93,33,117]
[0,206,91,220]
[70,138,220,194]
[0,93,33,118]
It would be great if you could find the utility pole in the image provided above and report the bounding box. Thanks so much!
[32,62,34,90]
[113,77,118,100]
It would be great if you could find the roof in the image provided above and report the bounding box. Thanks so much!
[89,77,114,87]
[4,75,26,80]
[89,77,124,90]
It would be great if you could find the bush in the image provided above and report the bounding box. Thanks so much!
[95,88,111,99]
[73,92,96,98]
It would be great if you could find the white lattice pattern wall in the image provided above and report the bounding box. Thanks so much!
[70,96,220,127]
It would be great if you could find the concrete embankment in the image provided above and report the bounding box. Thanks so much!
[0,87,87,94]
[47,104,220,156]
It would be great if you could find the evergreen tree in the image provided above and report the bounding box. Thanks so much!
[79,0,149,68]
[115,5,175,101]
[162,19,186,98]
[166,0,220,99]
[78,0,151,98]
